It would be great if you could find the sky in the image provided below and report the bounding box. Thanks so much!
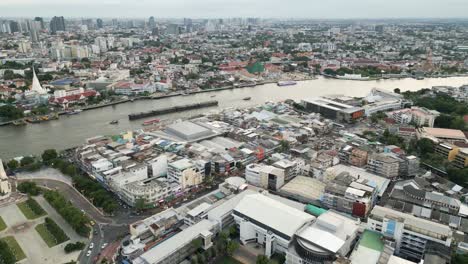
[0,0,468,19]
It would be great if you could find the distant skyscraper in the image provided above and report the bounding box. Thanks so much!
[27,20,40,43]
[148,16,156,29]
[375,25,384,34]
[9,21,19,33]
[50,16,65,34]
[96,18,103,29]
[34,17,44,30]
[166,24,179,35]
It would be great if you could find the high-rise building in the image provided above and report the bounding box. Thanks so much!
[50,16,65,34]
[34,17,44,29]
[9,21,20,33]
[27,20,40,43]
[148,16,156,29]
[96,18,103,29]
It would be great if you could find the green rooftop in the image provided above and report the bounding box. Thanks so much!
[305,204,327,216]
[360,230,384,252]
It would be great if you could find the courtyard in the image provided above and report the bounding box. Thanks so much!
[0,196,87,264]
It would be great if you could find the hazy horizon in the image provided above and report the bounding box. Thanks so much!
[1,0,468,19]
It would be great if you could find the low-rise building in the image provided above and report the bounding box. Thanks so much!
[245,163,285,191]
[367,206,452,262]
[367,153,400,180]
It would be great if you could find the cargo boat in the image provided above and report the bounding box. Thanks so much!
[243,97,251,101]
[66,109,83,115]
[277,81,297,86]
[142,119,160,126]
[13,119,27,126]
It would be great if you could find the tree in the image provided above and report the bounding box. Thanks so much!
[0,105,24,120]
[7,159,19,170]
[197,253,206,264]
[20,156,35,167]
[452,253,468,264]
[135,198,147,211]
[416,138,435,158]
[229,225,239,238]
[226,241,239,256]
[393,88,401,94]
[64,164,77,176]
[256,255,270,264]
[190,255,198,264]
[0,240,16,264]
[323,68,336,76]
[279,140,290,153]
[191,238,202,250]
[17,181,41,196]
[41,149,58,164]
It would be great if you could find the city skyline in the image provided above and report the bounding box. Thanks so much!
[1,0,468,19]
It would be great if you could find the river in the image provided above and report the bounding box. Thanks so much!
[1,76,468,160]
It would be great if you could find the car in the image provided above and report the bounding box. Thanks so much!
[89,243,94,249]
[101,243,108,249]
[86,250,92,257]
[90,220,95,226]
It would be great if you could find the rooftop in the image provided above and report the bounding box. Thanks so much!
[234,193,314,239]
[134,219,216,264]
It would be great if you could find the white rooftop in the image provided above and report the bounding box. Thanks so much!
[234,194,314,239]
[134,219,216,264]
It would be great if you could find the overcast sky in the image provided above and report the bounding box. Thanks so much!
[0,0,467,19]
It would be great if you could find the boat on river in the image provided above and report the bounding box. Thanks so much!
[142,119,160,126]
[277,80,297,86]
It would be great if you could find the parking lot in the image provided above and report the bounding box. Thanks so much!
[0,196,87,264]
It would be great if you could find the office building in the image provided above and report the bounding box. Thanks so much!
[34,17,44,29]
[50,16,65,34]
[367,206,452,262]
[388,107,440,127]
[245,163,285,191]
[148,16,156,29]
[301,97,365,123]
[96,18,103,29]
[367,153,400,180]
[167,158,204,188]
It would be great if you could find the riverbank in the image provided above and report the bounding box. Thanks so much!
[2,75,468,160]
[0,76,315,127]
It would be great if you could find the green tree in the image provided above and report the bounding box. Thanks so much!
[191,238,202,250]
[393,88,401,94]
[416,138,435,158]
[41,149,58,164]
[17,182,41,195]
[452,253,468,264]
[20,156,35,167]
[0,105,24,120]
[279,140,290,153]
[197,253,206,264]
[226,241,239,256]
[0,240,16,264]
[190,255,198,264]
[6,159,19,170]
[256,255,270,264]
[135,198,147,211]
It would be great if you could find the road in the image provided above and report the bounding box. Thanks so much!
[17,177,142,264]
[24,178,112,224]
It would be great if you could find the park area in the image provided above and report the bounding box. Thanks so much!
[0,196,87,264]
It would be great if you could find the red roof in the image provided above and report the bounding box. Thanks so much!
[50,90,97,104]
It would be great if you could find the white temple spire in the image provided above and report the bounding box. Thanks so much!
[31,66,47,95]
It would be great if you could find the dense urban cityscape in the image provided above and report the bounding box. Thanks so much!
[0,6,468,264]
